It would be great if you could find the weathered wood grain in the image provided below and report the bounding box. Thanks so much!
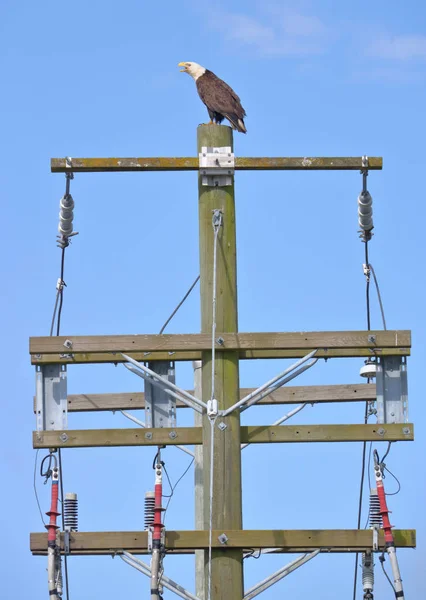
[51,156,383,173]
[30,528,415,555]
[32,423,414,448]
[49,384,376,412]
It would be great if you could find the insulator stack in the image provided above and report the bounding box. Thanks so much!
[144,491,155,530]
[369,489,382,528]
[64,492,78,531]
[57,193,75,248]
[362,552,374,598]
[358,190,373,234]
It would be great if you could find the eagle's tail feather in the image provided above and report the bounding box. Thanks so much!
[225,113,247,134]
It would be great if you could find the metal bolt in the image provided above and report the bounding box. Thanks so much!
[60,433,68,443]
[218,422,227,431]
[145,432,153,440]
[377,428,385,436]
[63,339,73,349]
[218,533,228,545]
[402,427,411,435]
[169,431,177,440]
[368,335,376,344]
[34,354,41,359]
[216,337,224,345]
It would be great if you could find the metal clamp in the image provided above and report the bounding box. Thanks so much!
[199,146,235,187]
[372,526,379,551]
[64,531,71,554]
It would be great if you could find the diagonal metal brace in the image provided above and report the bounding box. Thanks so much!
[241,402,311,450]
[120,552,202,600]
[121,353,207,412]
[243,550,320,600]
[222,350,318,416]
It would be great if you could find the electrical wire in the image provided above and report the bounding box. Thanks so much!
[56,248,66,336]
[384,466,401,496]
[352,238,371,600]
[50,290,61,337]
[243,549,261,560]
[162,458,195,524]
[380,441,392,465]
[369,264,387,330]
[365,241,371,330]
[158,275,200,334]
[162,461,174,499]
[33,450,46,526]
[352,403,369,600]
[52,237,69,600]
[379,552,396,592]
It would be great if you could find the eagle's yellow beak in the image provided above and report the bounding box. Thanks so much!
[178,62,187,72]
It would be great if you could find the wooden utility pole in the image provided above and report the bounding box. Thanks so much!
[30,144,416,600]
[198,125,243,600]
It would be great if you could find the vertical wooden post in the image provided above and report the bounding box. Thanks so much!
[197,124,243,600]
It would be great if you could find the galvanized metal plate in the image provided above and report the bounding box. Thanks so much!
[145,362,177,428]
[35,364,68,431]
[376,356,408,424]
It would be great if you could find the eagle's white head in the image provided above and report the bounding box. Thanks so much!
[178,62,206,81]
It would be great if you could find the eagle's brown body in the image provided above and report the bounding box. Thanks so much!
[196,69,247,133]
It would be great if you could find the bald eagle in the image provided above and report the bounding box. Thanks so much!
[178,62,247,133]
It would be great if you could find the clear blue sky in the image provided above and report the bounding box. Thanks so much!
[1,0,425,598]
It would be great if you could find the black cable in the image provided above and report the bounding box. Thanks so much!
[33,450,46,526]
[365,241,371,330]
[379,551,396,592]
[50,290,61,337]
[40,452,58,481]
[243,549,261,560]
[380,441,392,465]
[152,449,161,470]
[56,247,66,336]
[162,463,174,499]
[162,458,195,523]
[369,264,387,330]
[158,275,200,335]
[384,466,401,496]
[58,448,70,600]
[353,239,372,600]
[352,404,369,600]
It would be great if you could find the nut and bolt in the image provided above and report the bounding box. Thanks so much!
[169,431,177,440]
[60,433,68,443]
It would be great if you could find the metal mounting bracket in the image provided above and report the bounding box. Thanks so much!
[147,527,166,553]
[376,356,408,424]
[199,146,235,186]
[35,364,68,431]
[145,362,177,428]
